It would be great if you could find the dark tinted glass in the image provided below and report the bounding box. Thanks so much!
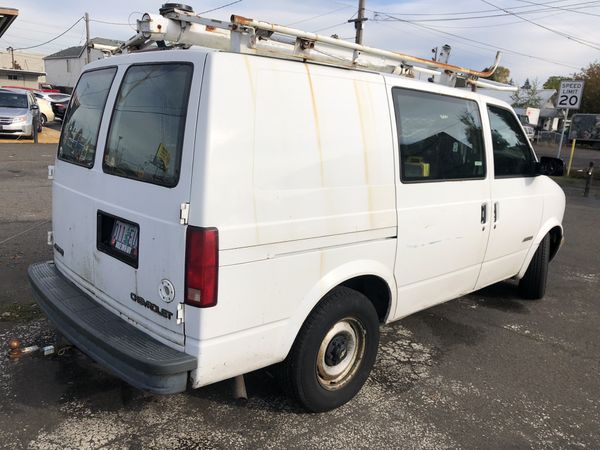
[58,67,117,167]
[0,92,28,108]
[103,63,192,188]
[393,88,486,182]
[487,105,535,177]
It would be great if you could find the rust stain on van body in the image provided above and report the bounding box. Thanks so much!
[304,64,325,186]
[353,79,376,223]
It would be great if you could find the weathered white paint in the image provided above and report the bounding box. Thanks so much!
[51,48,565,391]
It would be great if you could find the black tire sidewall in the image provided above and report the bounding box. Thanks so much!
[292,288,380,412]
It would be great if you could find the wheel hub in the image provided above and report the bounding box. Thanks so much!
[325,334,348,366]
[316,318,366,390]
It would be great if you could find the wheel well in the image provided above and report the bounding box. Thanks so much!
[340,275,391,323]
[548,226,562,262]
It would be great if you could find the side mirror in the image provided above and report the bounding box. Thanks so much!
[30,104,39,111]
[535,156,564,177]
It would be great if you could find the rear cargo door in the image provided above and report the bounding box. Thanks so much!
[52,55,204,346]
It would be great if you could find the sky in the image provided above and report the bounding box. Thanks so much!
[2,0,599,85]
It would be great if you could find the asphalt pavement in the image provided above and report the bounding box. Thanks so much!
[0,143,599,449]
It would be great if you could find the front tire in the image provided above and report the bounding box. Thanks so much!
[519,234,550,299]
[40,114,47,127]
[279,286,380,412]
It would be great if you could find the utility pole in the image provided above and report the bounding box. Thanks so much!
[6,46,15,69]
[348,0,367,45]
[84,12,91,64]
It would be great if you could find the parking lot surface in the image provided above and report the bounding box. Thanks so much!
[1,144,599,449]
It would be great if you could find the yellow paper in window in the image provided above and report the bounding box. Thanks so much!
[155,143,171,171]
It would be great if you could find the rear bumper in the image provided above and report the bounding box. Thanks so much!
[28,261,197,394]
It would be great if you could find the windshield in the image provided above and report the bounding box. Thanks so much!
[0,92,28,108]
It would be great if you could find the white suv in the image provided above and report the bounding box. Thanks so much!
[29,35,565,413]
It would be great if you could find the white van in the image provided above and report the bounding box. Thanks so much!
[29,12,566,413]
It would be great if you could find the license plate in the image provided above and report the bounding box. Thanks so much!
[110,220,138,257]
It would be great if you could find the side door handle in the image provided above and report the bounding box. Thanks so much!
[493,202,499,223]
[481,203,488,224]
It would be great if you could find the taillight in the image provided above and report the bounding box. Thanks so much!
[185,226,218,308]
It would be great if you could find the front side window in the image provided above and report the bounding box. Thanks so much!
[487,105,535,177]
[392,88,486,182]
[58,67,117,167]
[103,63,193,188]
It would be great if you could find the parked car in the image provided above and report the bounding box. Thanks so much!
[29,11,566,413]
[33,91,70,104]
[35,97,55,126]
[0,88,42,138]
[51,98,69,121]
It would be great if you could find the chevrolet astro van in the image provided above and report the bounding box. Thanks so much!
[29,25,565,412]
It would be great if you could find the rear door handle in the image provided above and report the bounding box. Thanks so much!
[481,203,488,224]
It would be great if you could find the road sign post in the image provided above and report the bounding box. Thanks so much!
[567,139,577,176]
[556,80,584,158]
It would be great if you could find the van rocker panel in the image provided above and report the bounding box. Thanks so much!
[28,262,196,394]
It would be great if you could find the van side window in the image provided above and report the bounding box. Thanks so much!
[57,67,117,168]
[392,88,485,182]
[487,105,535,177]
[103,63,193,188]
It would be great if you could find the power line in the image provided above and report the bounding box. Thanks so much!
[372,0,600,22]
[90,18,131,26]
[285,6,351,27]
[312,21,350,33]
[360,0,597,16]
[14,17,84,51]
[515,0,600,16]
[419,11,564,29]
[480,0,600,50]
[372,12,581,70]
[199,0,243,15]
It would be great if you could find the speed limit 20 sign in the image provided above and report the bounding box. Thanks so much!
[557,80,585,109]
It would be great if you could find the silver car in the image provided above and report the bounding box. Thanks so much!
[0,88,42,138]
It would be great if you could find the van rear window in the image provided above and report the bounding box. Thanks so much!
[103,63,193,188]
[57,67,117,167]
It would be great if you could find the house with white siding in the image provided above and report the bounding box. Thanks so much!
[43,38,122,92]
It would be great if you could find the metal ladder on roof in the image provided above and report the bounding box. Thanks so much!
[119,3,516,92]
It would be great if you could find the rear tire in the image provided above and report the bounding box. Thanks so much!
[279,286,380,412]
[518,234,550,300]
[40,114,47,127]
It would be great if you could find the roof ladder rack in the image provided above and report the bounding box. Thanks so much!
[120,3,516,91]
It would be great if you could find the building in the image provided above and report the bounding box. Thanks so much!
[43,37,122,92]
[0,67,45,89]
[0,7,18,37]
[0,8,46,89]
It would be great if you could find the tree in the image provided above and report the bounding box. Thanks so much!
[483,65,510,84]
[511,79,543,108]
[543,75,570,90]
[575,62,600,113]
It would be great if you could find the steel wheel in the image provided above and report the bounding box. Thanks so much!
[316,318,366,390]
[278,286,380,412]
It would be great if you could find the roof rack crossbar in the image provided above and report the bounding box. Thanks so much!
[118,5,514,91]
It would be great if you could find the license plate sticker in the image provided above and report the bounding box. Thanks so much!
[110,220,138,256]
